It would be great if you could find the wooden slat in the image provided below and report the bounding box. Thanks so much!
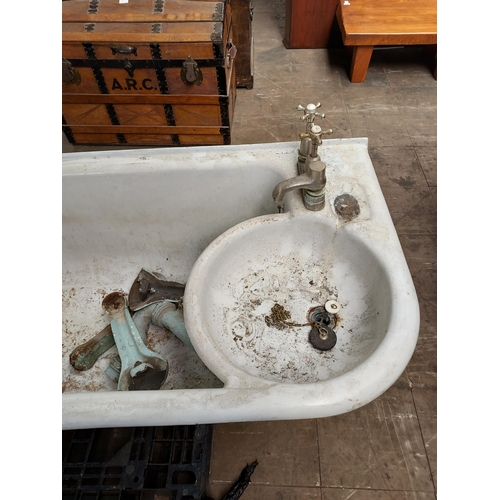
[67,132,226,146]
[62,21,220,43]
[67,124,225,134]
[63,21,218,34]
[62,94,225,104]
[63,12,217,22]
[62,32,219,43]
[62,0,223,23]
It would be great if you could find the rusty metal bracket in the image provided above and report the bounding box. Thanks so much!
[226,39,237,69]
[154,0,164,13]
[213,2,224,21]
[211,23,223,42]
[87,0,99,14]
[128,269,184,311]
[62,57,81,85]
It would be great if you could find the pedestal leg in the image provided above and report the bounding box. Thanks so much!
[350,45,373,83]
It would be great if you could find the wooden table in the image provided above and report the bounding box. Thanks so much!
[335,0,437,82]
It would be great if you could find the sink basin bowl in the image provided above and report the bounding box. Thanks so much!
[62,138,419,429]
[184,213,395,388]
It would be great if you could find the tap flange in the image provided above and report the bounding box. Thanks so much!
[334,194,360,221]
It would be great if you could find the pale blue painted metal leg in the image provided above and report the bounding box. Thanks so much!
[103,292,169,391]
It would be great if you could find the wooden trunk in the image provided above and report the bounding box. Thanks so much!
[62,0,236,146]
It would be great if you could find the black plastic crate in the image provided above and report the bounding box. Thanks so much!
[62,425,212,500]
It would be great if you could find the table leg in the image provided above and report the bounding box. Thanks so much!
[350,46,374,83]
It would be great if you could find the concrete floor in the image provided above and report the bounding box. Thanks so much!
[62,0,437,498]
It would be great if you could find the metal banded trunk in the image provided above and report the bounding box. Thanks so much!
[62,0,236,146]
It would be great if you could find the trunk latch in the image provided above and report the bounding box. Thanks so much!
[181,56,203,85]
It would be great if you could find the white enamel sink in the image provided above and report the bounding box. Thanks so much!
[62,138,419,429]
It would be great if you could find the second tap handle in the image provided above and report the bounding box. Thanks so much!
[299,124,333,145]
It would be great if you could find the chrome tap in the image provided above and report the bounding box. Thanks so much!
[272,160,327,211]
[272,124,333,212]
[297,102,325,174]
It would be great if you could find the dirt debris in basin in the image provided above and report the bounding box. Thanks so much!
[264,303,310,330]
[213,245,383,384]
[62,376,107,394]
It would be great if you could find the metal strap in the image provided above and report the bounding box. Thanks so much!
[150,44,169,94]
[213,3,224,21]
[62,115,76,144]
[83,43,109,95]
[67,58,224,69]
[220,127,230,145]
[88,0,99,14]
[215,66,226,96]
[219,97,230,127]
[154,0,164,13]
[105,104,120,125]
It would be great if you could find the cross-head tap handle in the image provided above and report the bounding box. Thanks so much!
[299,124,333,145]
[297,103,325,129]
[298,124,333,157]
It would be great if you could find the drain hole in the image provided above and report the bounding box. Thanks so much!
[309,307,331,326]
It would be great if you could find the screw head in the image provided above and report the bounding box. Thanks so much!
[325,300,340,314]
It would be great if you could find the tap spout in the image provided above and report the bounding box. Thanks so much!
[272,161,326,205]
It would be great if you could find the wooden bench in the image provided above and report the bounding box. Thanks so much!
[335,0,437,83]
